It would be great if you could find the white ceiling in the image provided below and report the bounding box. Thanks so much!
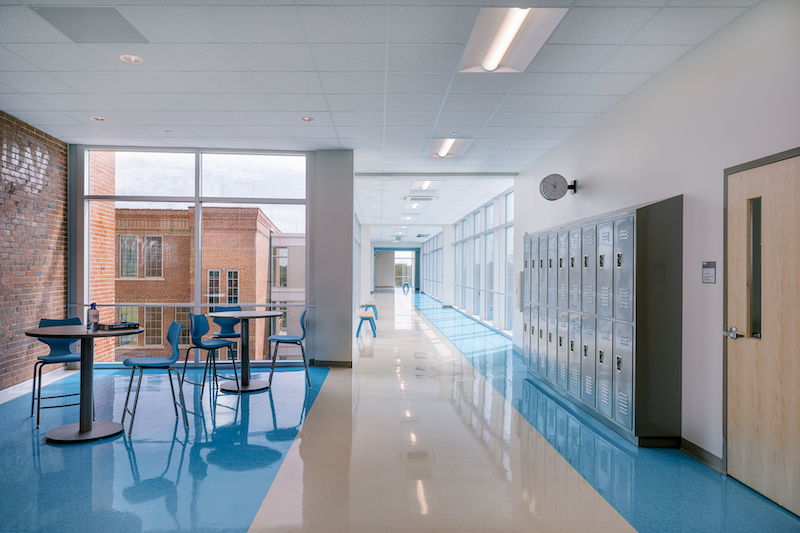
[0,0,760,243]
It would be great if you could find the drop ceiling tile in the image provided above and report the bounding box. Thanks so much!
[276,111,333,126]
[79,124,151,137]
[10,110,81,126]
[382,138,428,149]
[139,125,196,137]
[331,112,384,127]
[183,72,260,94]
[385,126,433,138]
[223,112,286,126]
[319,72,385,94]
[236,125,293,137]
[189,125,245,137]
[528,127,580,139]
[41,124,104,138]
[171,111,232,126]
[249,138,301,151]
[469,138,520,150]
[479,126,537,138]
[436,113,493,128]
[116,137,169,147]
[386,72,452,94]
[1,72,78,93]
[78,43,178,72]
[206,93,273,112]
[250,72,323,94]
[269,94,329,112]
[557,94,624,112]
[505,149,549,158]
[336,126,384,138]
[0,93,52,111]
[576,0,667,4]
[449,73,520,95]
[4,43,110,71]
[209,6,306,43]
[0,6,73,44]
[234,44,316,72]
[550,8,659,44]
[526,44,619,73]
[388,44,463,72]
[388,6,476,44]
[287,125,338,137]
[386,93,445,113]
[430,126,482,138]
[386,113,438,127]
[511,72,590,95]
[50,71,134,94]
[294,138,342,150]
[597,44,693,73]
[629,7,746,45]
[573,72,653,95]
[28,93,107,112]
[201,138,258,150]
[311,44,386,72]
[327,94,385,113]
[118,72,200,93]
[145,93,218,112]
[513,138,564,150]
[90,92,160,111]
[441,94,505,113]
[537,112,599,128]
[487,113,543,128]
[299,6,387,43]
[117,6,227,43]
[668,0,759,7]
[465,149,509,158]
[0,46,39,71]
[497,94,565,113]
[162,137,212,148]
[159,44,248,72]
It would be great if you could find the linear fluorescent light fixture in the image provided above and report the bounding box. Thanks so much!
[425,138,474,158]
[438,138,456,158]
[459,7,568,73]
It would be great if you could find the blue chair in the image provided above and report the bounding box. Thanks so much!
[31,317,85,429]
[267,309,310,389]
[181,313,239,398]
[212,305,241,361]
[121,321,188,436]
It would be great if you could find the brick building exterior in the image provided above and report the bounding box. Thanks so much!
[0,111,69,389]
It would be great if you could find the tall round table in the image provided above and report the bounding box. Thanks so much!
[208,310,283,393]
[25,324,144,443]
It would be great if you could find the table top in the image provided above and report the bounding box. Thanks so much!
[25,325,144,339]
[209,310,283,320]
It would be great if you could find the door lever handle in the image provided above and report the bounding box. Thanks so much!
[723,326,744,340]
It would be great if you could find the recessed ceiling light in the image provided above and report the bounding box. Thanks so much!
[300,116,314,122]
[482,8,529,72]
[120,54,143,64]
[438,138,456,158]
[91,116,107,122]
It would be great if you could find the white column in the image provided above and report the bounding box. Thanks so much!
[441,225,455,307]
[360,224,372,304]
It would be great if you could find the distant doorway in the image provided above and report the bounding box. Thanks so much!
[394,251,414,289]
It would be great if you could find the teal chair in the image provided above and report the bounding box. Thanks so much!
[267,309,310,389]
[181,313,239,397]
[31,317,85,429]
[122,321,188,436]
[212,305,241,361]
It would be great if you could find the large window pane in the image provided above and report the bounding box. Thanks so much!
[202,153,305,199]
[90,151,194,196]
[506,226,514,330]
[119,235,138,277]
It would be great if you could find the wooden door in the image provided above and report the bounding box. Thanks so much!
[726,152,800,515]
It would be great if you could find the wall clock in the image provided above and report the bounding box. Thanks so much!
[539,174,577,201]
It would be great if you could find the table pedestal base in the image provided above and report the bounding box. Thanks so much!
[45,421,124,443]
[220,379,269,393]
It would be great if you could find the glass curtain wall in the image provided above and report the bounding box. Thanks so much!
[84,149,306,363]
[422,234,442,300]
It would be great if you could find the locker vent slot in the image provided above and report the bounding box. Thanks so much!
[619,392,629,416]
[600,287,611,307]
[600,384,610,405]
[559,285,568,300]
[585,376,594,395]
[619,334,630,347]
[571,369,580,388]
[585,235,594,244]
[619,229,630,240]
[600,231,611,243]
[619,289,631,309]
[585,286,595,304]
[550,361,556,374]
[559,363,567,381]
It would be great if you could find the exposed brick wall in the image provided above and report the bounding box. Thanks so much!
[0,110,68,389]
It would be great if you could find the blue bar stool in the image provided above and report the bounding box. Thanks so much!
[121,321,188,436]
[364,301,378,319]
[357,311,376,337]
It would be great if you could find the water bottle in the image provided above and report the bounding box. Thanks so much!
[87,303,100,331]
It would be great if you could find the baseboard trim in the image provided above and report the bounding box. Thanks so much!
[313,360,353,368]
[681,438,724,473]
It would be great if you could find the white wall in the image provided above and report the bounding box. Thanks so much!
[513,0,800,458]
[307,150,354,364]
[359,224,372,304]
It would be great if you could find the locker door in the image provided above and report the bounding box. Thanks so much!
[568,313,582,399]
[539,235,548,304]
[558,230,569,309]
[523,237,531,304]
[530,306,539,371]
[547,308,558,382]
[530,236,539,304]
[597,221,614,317]
[522,304,530,367]
[582,316,597,408]
[557,310,569,389]
[613,323,634,430]
[596,319,614,418]
[548,234,558,306]
[614,216,635,322]
[582,225,597,314]
[538,306,548,375]
[569,228,582,311]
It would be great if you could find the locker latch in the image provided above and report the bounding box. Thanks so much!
[570,340,574,351]
[599,350,604,364]
[559,258,563,268]
[616,357,622,371]
[570,257,574,268]
[558,336,562,347]
[599,254,604,268]
[617,253,623,267]
[540,330,543,339]
[549,332,552,342]
[583,345,587,357]
[584,255,588,268]
[549,258,552,268]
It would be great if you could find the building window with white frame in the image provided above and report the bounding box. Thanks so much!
[208,270,220,305]
[145,307,162,346]
[227,271,239,304]
[144,236,162,278]
[120,235,138,277]
[273,248,288,288]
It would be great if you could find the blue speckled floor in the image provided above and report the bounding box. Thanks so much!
[413,293,800,533]
[0,366,327,533]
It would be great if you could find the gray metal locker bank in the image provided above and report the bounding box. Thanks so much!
[521,195,682,447]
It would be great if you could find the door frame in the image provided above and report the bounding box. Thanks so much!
[722,145,800,475]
